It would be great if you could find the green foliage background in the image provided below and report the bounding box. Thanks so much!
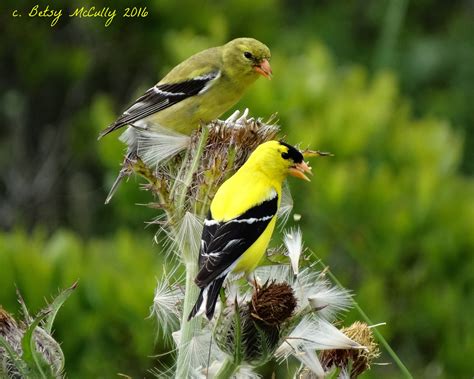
[1,0,473,378]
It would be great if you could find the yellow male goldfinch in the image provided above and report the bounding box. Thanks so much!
[99,38,271,202]
[188,141,312,320]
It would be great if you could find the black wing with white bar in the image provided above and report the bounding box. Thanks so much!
[99,70,220,137]
[195,192,278,287]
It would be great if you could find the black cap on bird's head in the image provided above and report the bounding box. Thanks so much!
[279,141,304,163]
[278,141,312,181]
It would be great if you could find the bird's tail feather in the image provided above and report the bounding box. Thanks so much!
[188,288,205,321]
[97,121,127,140]
[188,276,226,321]
[205,276,226,320]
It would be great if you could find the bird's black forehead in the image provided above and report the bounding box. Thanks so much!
[279,141,304,163]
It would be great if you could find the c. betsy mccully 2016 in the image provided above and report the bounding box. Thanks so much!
[27,5,118,27]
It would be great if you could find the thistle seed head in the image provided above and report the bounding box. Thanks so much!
[250,280,297,327]
[215,281,297,365]
[319,321,380,378]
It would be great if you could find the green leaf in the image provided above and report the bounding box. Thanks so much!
[16,286,32,324]
[43,281,78,334]
[21,309,52,379]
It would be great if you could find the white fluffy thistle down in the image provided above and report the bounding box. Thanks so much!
[224,108,250,128]
[284,227,304,276]
[135,125,191,167]
[172,329,220,371]
[169,211,203,261]
[194,362,261,379]
[277,182,294,228]
[150,270,183,338]
[275,315,363,361]
[307,285,353,321]
[291,265,352,320]
[339,366,351,379]
[294,349,326,379]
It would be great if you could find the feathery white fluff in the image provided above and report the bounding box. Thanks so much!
[136,125,190,167]
[307,285,352,321]
[151,274,183,337]
[170,211,203,261]
[278,181,294,229]
[275,315,363,361]
[284,227,303,276]
[172,328,219,371]
[254,264,293,284]
[295,349,325,378]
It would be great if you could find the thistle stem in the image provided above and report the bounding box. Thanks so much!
[175,260,201,378]
[176,126,209,220]
[174,127,210,378]
[214,356,239,379]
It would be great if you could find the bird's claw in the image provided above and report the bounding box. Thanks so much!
[223,108,251,128]
[224,109,241,126]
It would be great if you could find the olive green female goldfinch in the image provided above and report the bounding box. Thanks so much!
[99,37,271,203]
[188,141,312,321]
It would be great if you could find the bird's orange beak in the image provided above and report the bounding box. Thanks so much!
[254,58,272,79]
[289,161,312,181]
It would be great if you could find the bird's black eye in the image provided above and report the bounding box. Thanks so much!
[244,52,253,59]
[281,151,290,160]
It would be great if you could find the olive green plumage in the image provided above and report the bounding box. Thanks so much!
[99,37,271,160]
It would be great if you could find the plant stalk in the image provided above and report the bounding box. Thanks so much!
[214,356,239,379]
[174,127,210,378]
[176,126,209,218]
[175,259,201,378]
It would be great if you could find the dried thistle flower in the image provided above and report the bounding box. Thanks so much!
[250,281,297,326]
[319,321,381,378]
[216,281,297,365]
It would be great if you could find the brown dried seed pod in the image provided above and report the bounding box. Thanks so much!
[250,281,297,327]
[215,281,297,365]
[319,321,380,378]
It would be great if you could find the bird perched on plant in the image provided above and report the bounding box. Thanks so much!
[188,141,312,321]
[99,37,272,203]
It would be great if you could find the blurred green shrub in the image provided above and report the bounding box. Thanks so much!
[0,229,171,378]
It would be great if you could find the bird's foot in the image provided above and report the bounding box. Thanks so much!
[223,108,253,129]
